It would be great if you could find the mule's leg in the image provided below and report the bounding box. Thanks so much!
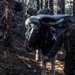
[35,50,43,62]
[51,54,57,75]
[36,50,47,75]
[41,54,47,75]
[35,49,39,61]
[40,50,44,64]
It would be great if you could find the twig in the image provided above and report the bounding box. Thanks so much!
[22,60,31,68]
[13,38,24,47]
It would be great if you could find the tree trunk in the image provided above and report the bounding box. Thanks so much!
[41,0,43,9]
[57,0,65,14]
[73,0,75,18]
[61,0,65,14]
[3,0,13,48]
[37,0,39,10]
[45,0,48,8]
[49,0,54,14]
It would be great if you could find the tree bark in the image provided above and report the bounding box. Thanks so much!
[41,0,43,9]
[57,0,65,14]
[45,0,48,8]
[61,0,65,14]
[73,0,75,18]
[3,0,13,48]
[37,0,39,10]
[49,0,54,14]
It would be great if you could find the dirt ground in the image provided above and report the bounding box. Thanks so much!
[0,33,65,75]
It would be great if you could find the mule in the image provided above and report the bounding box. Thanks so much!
[25,14,68,75]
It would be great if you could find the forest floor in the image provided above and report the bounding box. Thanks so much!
[0,33,65,75]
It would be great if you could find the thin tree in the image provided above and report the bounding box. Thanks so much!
[73,0,75,18]
[37,0,39,10]
[3,0,13,48]
[57,0,65,14]
[45,0,48,8]
[41,0,43,9]
[49,0,54,14]
[61,0,65,14]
